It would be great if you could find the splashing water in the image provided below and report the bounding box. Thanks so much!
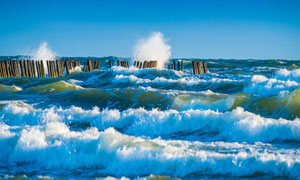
[133,32,171,69]
[31,41,57,74]
[32,41,56,61]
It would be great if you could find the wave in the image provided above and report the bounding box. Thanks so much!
[243,75,299,96]
[0,84,22,93]
[0,123,299,179]
[1,101,300,143]
[22,81,84,94]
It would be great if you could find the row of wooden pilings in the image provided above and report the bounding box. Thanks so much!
[83,60,100,72]
[168,61,184,72]
[0,59,208,78]
[0,59,80,78]
[192,61,208,75]
[134,61,157,69]
[115,60,158,69]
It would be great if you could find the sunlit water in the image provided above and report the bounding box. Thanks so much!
[1,58,300,179]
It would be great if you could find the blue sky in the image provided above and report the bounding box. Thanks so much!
[0,0,299,59]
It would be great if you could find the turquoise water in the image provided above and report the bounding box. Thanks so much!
[0,58,300,179]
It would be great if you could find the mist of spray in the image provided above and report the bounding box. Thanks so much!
[31,41,56,74]
[133,32,171,69]
[32,41,56,61]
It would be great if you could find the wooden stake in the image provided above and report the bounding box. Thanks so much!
[203,62,207,73]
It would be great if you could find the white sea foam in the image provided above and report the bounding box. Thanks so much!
[1,102,300,143]
[0,124,299,178]
[113,74,244,86]
[133,32,171,69]
[244,74,299,96]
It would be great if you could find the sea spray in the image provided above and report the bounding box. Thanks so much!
[32,41,57,74]
[133,32,171,69]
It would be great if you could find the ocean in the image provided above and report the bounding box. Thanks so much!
[0,58,300,179]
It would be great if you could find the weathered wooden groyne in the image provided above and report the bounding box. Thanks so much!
[0,59,208,78]
[133,61,157,69]
[192,61,208,75]
[168,60,184,72]
[0,59,81,78]
[83,60,100,72]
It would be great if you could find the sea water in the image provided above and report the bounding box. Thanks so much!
[0,58,300,179]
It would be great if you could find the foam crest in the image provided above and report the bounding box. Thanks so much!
[244,75,299,96]
[0,125,299,178]
[113,74,244,86]
[2,102,300,143]
[0,84,22,93]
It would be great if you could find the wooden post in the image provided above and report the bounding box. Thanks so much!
[136,61,140,68]
[203,62,207,73]
[14,60,19,77]
[197,61,203,74]
[149,61,153,68]
[30,60,35,77]
[60,60,64,76]
[21,60,25,77]
[35,61,40,77]
[88,60,93,71]
[181,61,183,72]
[1,61,4,77]
[31,60,36,77]
[0,61,3,77]
[47,61,51,77]
[56,60,60,77]
[55,61,58,77]
[154,61,157,68]
[49,60,53,77]
[26,60,30,77]
[27,60,31,77]
[3,61,6,77]
[40,61,45,77]
[168,64,170,69]
[172,61,176,70]
[192,61,196,75]
[15,61,21,77]
[19,60,23,77]
[51,61,55,77]
[56,60,61,77]
[22,60,26,77]
[8,61,13,77]
[177,61,180,71]
[93,61,96,70]
[117,60,120,66]
[9,61,15,77]
[83,61,86,72]
[65,60,70,74]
